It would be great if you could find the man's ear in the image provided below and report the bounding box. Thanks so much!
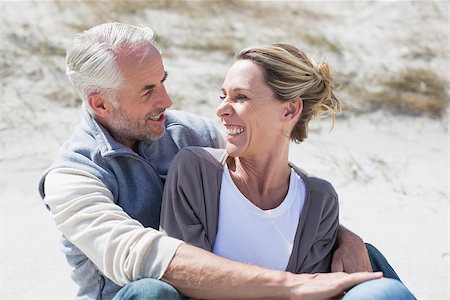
[87,93,112,117]
[283,97,303,121]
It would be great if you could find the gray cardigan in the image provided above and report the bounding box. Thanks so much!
[160,147,339,274]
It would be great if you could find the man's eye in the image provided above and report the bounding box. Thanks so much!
[143,90,153,97]
[219,94,226,100]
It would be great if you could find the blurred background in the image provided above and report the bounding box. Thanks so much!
[0,1,448,299]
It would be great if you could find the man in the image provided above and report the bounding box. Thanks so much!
[39,22,412,300]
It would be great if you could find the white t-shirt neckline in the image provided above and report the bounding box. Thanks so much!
[213,165,306,271]
[222,164,297,218]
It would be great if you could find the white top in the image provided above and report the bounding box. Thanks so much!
[43,167,183,285]
[213,165,305,271]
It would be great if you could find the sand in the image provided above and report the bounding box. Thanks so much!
[0,1,448,299]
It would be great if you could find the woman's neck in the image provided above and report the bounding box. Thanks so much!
[227,147,292,210]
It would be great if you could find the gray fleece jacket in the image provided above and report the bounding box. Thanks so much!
[39,106,224,299]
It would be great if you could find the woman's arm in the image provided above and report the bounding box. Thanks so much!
[297,182,340,273]
[160,148,219,251]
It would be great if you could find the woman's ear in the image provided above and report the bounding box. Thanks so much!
[283,97,303,120]
[87,93,112,117]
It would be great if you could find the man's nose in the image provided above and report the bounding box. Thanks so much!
[156,85,173,109]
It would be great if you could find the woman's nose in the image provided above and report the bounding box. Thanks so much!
[216,99,231,118]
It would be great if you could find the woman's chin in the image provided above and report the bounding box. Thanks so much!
[225,144,243,158]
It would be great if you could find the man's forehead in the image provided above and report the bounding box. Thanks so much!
[116,43,162,68]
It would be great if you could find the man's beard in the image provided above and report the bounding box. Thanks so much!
[110,106,166,145]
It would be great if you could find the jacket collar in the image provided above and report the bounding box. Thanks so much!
[80,104,138,157]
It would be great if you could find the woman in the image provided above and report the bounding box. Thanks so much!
[160,44,415,299]
[161,44,339,273]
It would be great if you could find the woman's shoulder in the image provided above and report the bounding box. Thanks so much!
[289,162,338,200]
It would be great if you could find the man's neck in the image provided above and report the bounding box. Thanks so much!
[94,115,138,152]
[113,134,138,152]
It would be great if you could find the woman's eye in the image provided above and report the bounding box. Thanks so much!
[219,94,248,102]
[235,94,248,101]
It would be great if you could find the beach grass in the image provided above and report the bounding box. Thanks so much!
[366,68,449,117]
[6,1,448,119]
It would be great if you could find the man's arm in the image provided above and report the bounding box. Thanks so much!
[44,168,380,299]
[44,168,183,285]
[332,225,373,273]
[163,243,382,299]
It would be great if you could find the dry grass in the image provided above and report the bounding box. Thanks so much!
[178,33,239,58]
[6,1,446,120]
[0,56,13,78]
[58,2,117,32]
[44,89,81,108]
[406,45,438,61]
[146,0,253,15]
[57,1,150,32]
[298,32,342,54]
[57,1,338,59]
[60,0,249,30]
[7,32,66,57]
[364,68,449,117]
[59,0,243,58]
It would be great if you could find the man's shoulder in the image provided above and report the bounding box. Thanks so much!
[164,110,224,149]
[167,147,226,190]
[39,119,113,197]
[52,122,106,169]
[165,110,214,130]
[176,147,227,166]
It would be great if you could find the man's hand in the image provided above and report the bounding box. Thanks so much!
[164,243,382,300]
[331,225,373,273]
[291,271,383,300]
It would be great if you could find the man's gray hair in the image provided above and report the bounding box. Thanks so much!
[66,22,157,110]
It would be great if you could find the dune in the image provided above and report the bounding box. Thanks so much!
[0,1,448,299]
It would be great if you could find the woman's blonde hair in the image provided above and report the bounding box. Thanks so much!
[237,44,341,143]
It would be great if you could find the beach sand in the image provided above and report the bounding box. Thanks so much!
[1,1,448,299]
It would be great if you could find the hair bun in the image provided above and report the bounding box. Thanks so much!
[318,62,331,79]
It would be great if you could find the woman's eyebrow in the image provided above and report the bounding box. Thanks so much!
[222,87,250,93]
